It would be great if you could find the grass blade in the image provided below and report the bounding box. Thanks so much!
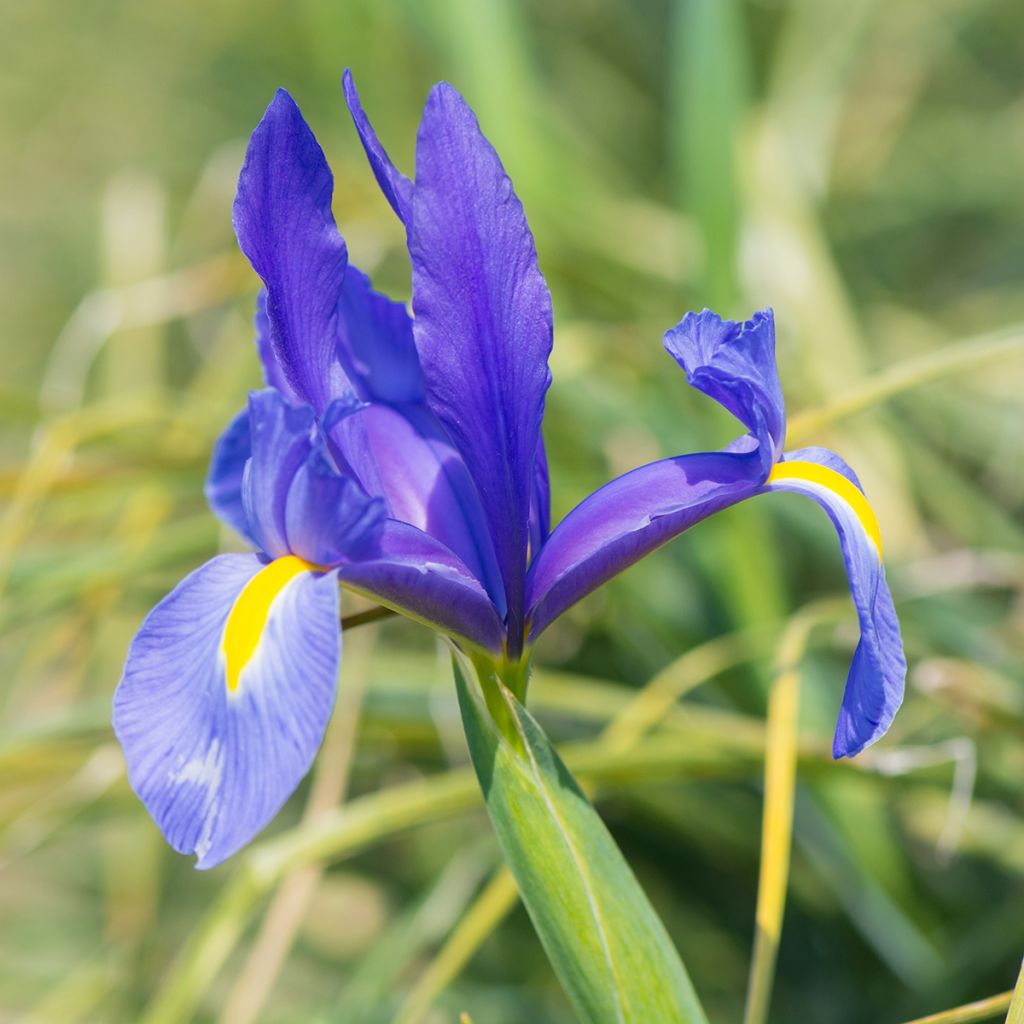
[393,866,520,1024]
[787,325,1024,445]
[897,989,1014,1024]
[743,603,840,1024]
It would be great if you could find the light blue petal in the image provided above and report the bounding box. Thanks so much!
[783,445,864,488]
[113,554,341,868]
[765,448,906,757]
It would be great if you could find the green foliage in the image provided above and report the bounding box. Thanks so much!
[456,656,708,1023]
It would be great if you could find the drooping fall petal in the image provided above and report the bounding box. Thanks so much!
[114,554,341,868]
[763,447,905,757]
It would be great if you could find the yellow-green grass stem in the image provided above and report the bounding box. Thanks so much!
[895,989,1014,1024]
[600,625,773,752]
[20,952,123,1024]
[743,599,848,1024]
[0,391,229,599]
[392,866,520,1024]
[1006,956,1024,1024]
[787,324,1024,446]
[144,727,837,1024]
[139,769,481,1024]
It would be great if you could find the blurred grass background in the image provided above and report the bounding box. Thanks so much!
[2,1,1023,1021]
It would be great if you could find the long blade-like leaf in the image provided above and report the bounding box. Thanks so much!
[454,656,708,1024]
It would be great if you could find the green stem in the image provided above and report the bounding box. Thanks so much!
[455,656,709,1023]
[339,604,397,630]
[469,655,523,753]
[500,654,531,703]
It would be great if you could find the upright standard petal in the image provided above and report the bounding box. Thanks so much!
[529,436,551,559]
[253,289,304,403]
[336,265,424,407]
[527,450,763,639]
[664,309,785,473]
[233,89,351,412]
[763,447,905,757]
[410,83,553,642]
[342,69,414,226]
[113,554,340,868]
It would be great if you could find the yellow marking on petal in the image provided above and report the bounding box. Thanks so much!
[222,556,322,693]
[768,461,883,557]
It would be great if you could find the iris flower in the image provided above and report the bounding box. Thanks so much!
[114,74,905,868]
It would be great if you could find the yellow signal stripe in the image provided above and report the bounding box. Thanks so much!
[767,461,882,557]
[221,556,322,693]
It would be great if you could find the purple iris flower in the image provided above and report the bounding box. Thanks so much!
[114,74,905,868]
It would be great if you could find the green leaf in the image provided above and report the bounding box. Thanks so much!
[454,656,709,1024]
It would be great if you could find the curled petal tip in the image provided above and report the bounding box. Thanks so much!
[663,307,784,470]
[666,308,774,376]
